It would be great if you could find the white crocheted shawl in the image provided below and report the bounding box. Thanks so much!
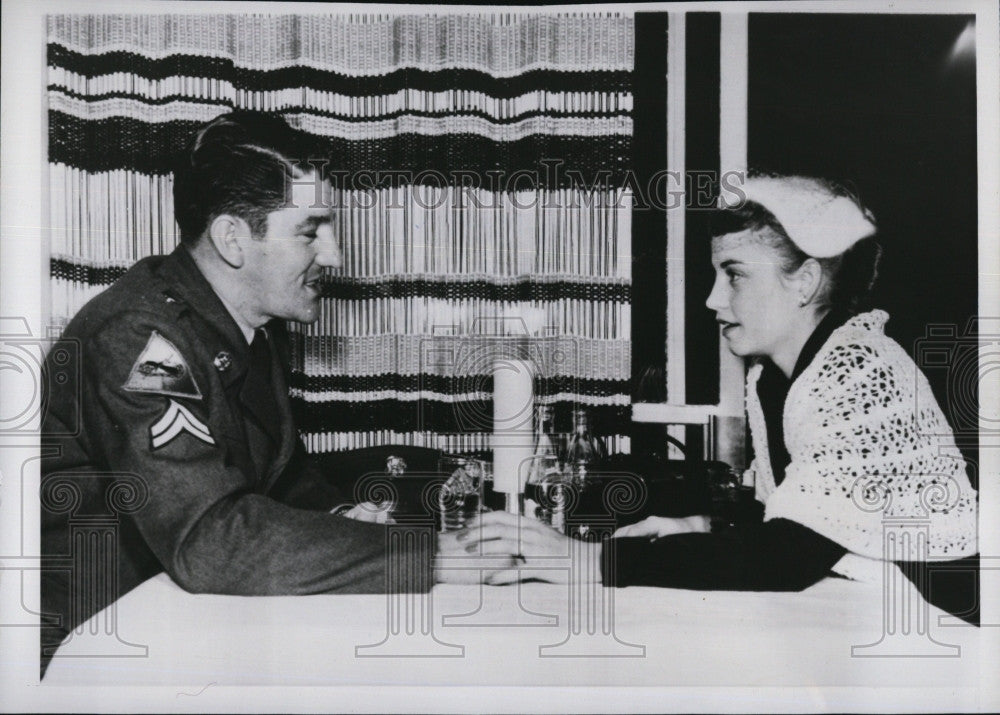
[745,310,978,582]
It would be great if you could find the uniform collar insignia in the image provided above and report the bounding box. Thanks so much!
[213,351,233,372]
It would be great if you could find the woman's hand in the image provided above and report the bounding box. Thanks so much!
[455,510,602,585]
[611,514,710,540]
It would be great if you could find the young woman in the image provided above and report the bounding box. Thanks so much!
[465,175,979,620]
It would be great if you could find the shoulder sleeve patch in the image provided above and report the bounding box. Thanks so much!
[123,330,203,399]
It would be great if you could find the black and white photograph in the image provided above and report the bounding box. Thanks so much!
[1,0,998,712]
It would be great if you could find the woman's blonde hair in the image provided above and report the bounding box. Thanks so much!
[710,176,882,314]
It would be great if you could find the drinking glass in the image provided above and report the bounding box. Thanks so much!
[437,455,487,531]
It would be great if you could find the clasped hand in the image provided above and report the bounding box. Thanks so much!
[435,511,602,585]
[434,511,711,585]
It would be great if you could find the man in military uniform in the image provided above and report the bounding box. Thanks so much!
[40,112,493,676]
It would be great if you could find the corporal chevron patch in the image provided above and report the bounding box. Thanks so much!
[124,330,202,399]
[150,399,215,449]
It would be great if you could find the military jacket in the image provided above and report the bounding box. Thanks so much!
[40,245,433,669]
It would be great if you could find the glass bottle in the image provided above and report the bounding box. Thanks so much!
[565,408,605,483]
[527,404,561,485]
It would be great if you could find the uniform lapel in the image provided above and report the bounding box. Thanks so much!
[263,322,298,492]
[238,335,283,446]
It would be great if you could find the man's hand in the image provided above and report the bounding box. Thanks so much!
[434,527,518,584]
[452,510,602,585]
[333,501,396,524]
[611,514,710,540]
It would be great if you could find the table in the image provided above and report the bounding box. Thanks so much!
[44,571,982,687]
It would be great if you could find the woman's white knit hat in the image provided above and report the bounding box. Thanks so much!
[742,175,876,258]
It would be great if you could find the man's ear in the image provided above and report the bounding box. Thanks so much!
[206,214,251,268]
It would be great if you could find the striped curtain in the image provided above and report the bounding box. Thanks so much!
[47,13,634,455]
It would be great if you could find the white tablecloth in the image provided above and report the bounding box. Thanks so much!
[45,573,982,687]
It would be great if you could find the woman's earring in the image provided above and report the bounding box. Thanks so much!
[798,297,808,307]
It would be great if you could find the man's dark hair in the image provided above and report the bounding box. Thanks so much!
[173,111,315,243]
